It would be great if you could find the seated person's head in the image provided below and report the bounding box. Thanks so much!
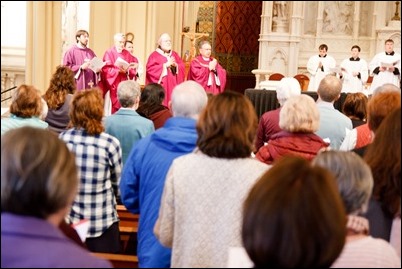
[372,83,400,96]
[367,91,401,133]
[317,75,342,102]
[171,80,208,119]
[1,127,78,225]
[342,92,368,122]
[276,77,301,106]
[69,88,104,135]
[279,94,319,133]
[140,83,166,107]
[242,156,346,268]
[117,80,141,109]
[197,91,258,159]
[10,84,43,118]
[312,150,373,215]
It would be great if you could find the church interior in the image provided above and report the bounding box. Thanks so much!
[1,1,400,103]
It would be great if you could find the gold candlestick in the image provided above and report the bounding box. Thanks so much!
[392,1,400,21]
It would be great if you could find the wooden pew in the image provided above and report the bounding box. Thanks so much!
[117,204,139,253]
[93,252,138,268]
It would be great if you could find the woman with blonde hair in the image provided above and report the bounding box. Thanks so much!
[256,94,329,164]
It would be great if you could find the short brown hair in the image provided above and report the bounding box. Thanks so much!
[342,92,368,121]
[242,156,346,268]
[1,127,78,218]
[197,91,257,158]
[9,84,43,118]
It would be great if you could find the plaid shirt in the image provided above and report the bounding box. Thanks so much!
[59,128,122,237]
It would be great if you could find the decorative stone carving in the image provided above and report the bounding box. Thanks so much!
[323,1,353,35]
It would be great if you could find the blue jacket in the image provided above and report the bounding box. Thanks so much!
[120,117,198,268]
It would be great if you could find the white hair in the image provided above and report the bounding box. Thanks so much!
[276,77,301,106]
[171,81,208,119]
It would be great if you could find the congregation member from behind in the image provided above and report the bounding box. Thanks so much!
[43,65,76,134]
[255,77,301,152]
[364,108,401,257]
[63,29,100,90]
[340,88,401,153]
[1,84,48,136]
[105,80,154,165]
[59,88,122,253]
[1,127,111,268]
[120,81,208,268]
[154,91,269,268]
[312,151,401,267]
[187,40,227,94]
[242,156,346,268]
[368,39,401,94]
[341,92,368,128]
[256,94,329,164]
[339,45,369,94]
[136,83,172,129]
[145,33,185,107]
[315,75,353,149]
[307,43,336,91]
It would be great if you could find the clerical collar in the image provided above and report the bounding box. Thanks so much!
[319,54,327,58]
[349,57,360,61]
[385,51,395,56]
[77,43,87,49]
[157,46,171,55]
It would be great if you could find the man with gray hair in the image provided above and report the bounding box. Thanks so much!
[104,80,154,165]
[315,75,353,150]
[254,77,301,152]
[120,80,208,268]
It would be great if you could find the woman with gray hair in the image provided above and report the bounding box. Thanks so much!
[256,94,329,164]
[312,151,400,268]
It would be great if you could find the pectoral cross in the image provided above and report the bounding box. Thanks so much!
[181,31,209,61]
[88,80,94,88]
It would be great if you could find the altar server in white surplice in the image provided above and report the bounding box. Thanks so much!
[369,39,401,94]
[339,45,369,94]
[307,44,336,92]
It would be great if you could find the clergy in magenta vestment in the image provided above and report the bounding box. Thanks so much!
[145,49,185,107]
[146,33,185,107]
[101,46,138,114]
[63,44,98,91]
[187,56,227,94]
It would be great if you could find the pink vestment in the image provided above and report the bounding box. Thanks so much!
[145,49,185,107]
[187,55,227,94]
[63,45,98,91]
[100,47,139,114]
